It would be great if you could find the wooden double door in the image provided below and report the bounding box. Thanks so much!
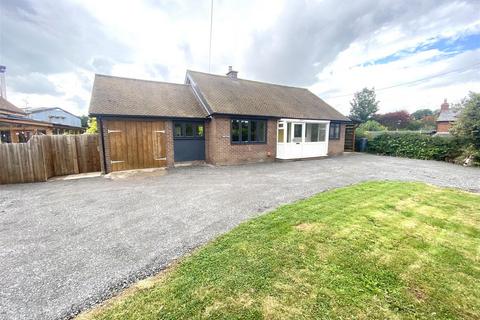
[105,120,167,172]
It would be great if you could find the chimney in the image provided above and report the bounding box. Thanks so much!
[226,65,238,79]
[0,65,6,99]
[440,98,449,112]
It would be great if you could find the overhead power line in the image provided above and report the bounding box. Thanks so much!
[208,0,213,72]
[326,61,480,99]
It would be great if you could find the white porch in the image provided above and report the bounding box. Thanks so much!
[276,119,330,159]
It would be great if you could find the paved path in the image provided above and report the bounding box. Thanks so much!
[1,154,479,319]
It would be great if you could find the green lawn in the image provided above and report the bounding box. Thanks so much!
[81,181,480,320]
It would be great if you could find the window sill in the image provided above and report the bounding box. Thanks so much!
[174,136,205,140]
[231,141,267,145]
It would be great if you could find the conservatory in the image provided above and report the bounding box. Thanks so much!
[276,119,330,159]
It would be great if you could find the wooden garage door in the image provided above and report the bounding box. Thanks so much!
[105,120,167,172]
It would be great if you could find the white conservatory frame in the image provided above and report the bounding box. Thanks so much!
[276,119,330,159]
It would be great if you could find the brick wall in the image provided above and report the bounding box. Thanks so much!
[164,120,174,167]
[437,121,452,133]
[328,123,346,156]
[205,116,277,165]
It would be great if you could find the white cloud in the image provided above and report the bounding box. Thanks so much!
[1,0,479,117]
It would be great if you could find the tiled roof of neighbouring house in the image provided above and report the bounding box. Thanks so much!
[187,70,350,121]
[437,110,459,122]
[0,97,26,115]
[89,74,207,118]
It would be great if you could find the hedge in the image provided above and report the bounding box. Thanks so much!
[367,133,464,162]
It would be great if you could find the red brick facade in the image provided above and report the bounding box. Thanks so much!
[205,116,277,165]
[436,121,452,133]
[327,123,346,156]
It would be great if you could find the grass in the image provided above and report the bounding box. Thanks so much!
[79,181,480,320]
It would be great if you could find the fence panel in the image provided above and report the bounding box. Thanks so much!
[0,134,100,184]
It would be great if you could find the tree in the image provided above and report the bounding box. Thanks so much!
[355,120,386,138]
[411,108,433,120]
[80,115,89,128]
[451,92,480,148]
[376,111,411,130]
[358,120,386,131]
[420,115,436,130]
[349,88,379,122]
[86,117,98,133]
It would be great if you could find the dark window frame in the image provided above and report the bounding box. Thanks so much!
[329,122,341,140]
[230,118,267,144]
[173,121,205,140]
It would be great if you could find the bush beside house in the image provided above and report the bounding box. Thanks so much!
[367,133,465,163]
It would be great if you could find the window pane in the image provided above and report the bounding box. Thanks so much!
[250,120,257,141]
[278,128,284,143]
[329,123,340,139]
[231,120,240,142]
[196,124,204,137]
[185,123,194,137]
[287,123,291,142]
[293,124,302,142]
[241,120,249,142]
[174,124,183,137]
[306,123,319,142]
[257,121,266,142]
[318,123,326,141]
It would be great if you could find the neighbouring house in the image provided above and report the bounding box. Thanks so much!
[0,98,85,143]
[436,99,458,134]
[25,107,84,134]
[0,97,53,143]
[89,67,351,173]
[0,65,84,143]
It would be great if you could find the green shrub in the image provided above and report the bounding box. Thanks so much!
[355,120,386,138]
[367,133,465,162]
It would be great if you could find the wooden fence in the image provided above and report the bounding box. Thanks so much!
[0,134,100,184]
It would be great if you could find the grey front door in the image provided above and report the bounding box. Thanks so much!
[173,121,205,162]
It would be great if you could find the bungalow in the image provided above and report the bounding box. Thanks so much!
[89,67,351,173]
[436,99,458,134]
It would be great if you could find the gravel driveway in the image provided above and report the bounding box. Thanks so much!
[1,153,479,320]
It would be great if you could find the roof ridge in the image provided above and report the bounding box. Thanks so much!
[95,74,189,87]
[186,70,309,91]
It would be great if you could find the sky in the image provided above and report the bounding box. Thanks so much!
[1,0,479,117]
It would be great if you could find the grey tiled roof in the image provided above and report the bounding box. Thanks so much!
[437,110,458,122]
[187,70,350,121]
[89,75,207,118]
[0,97,26,115]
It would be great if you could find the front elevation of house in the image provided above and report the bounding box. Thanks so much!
[89,68,351,173]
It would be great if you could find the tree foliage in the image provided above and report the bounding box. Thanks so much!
[358,120,386,131]
[80,115,89,128]
[375,111,411,130]
[356,120,387,138]
[86,117,98,134]
[411,109,433,120]
[349,88,379,122]
[451,92,480,149]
